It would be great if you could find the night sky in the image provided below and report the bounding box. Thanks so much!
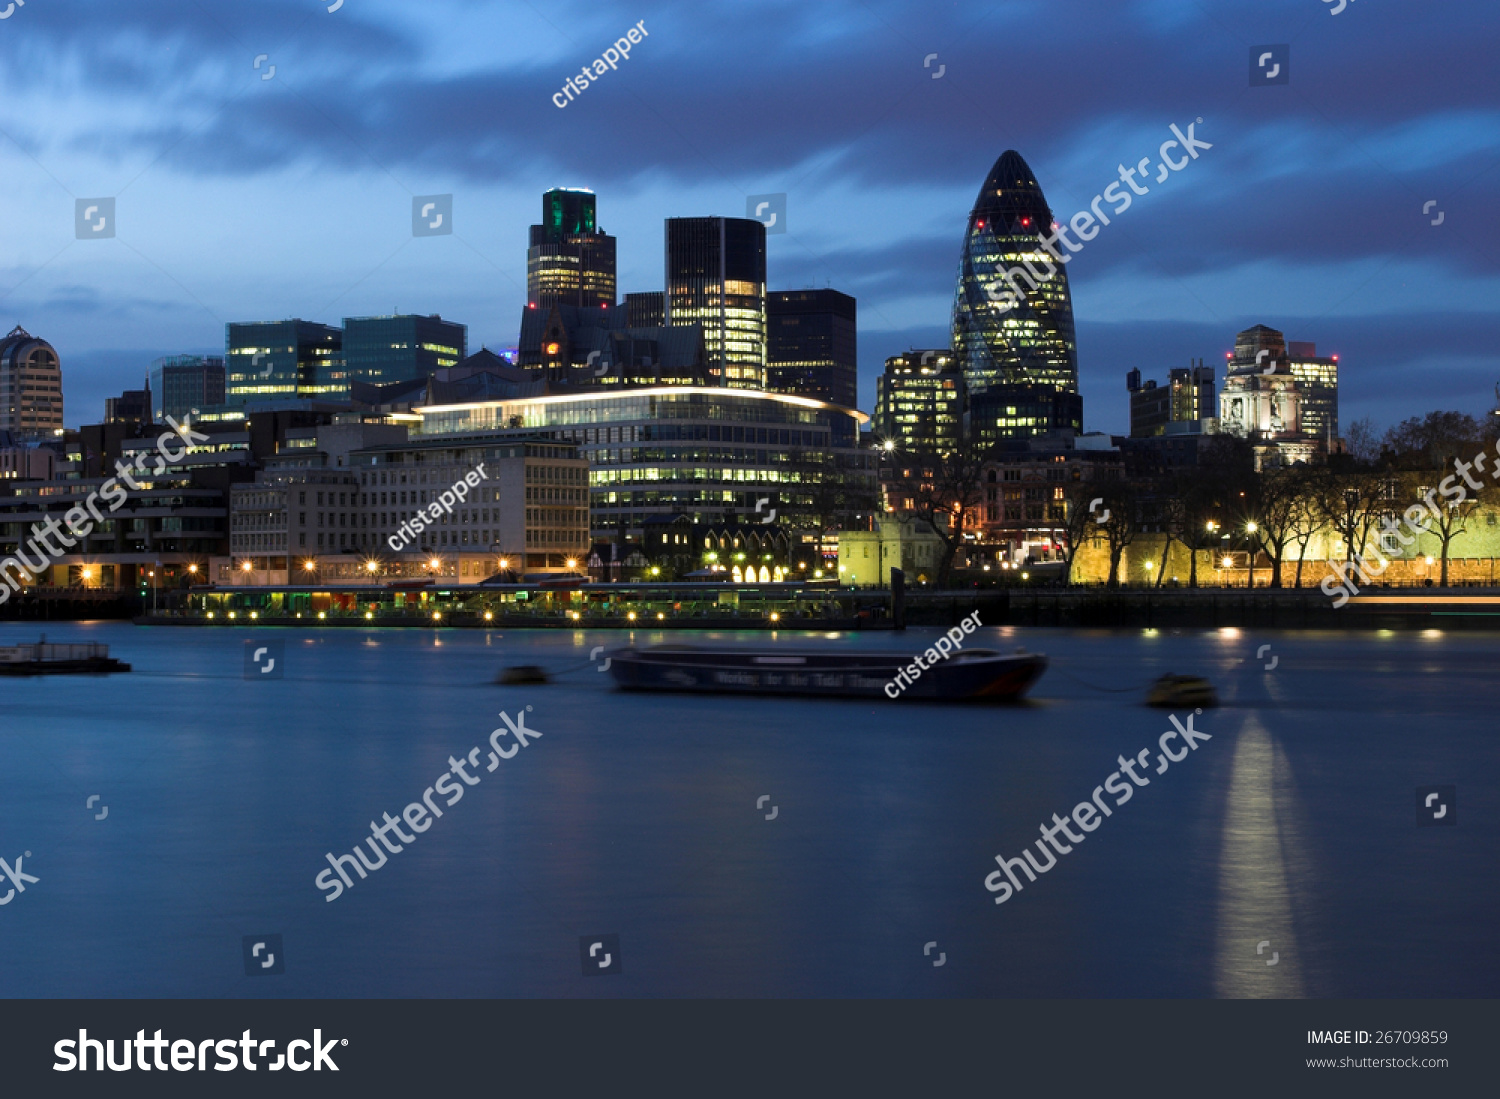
[1,0,1495,435]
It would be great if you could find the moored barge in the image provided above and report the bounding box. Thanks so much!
[607,645,1046,702]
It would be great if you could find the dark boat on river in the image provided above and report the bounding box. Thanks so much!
[0,638,131,676]
[606,645,1046,702]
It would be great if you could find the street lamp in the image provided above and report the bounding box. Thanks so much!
[1244,522,1259,588]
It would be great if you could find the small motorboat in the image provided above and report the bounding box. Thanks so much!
[0,637,131,676]
[606,645,1047,702]
[1146,674,1218,709]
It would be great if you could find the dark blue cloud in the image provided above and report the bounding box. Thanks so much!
[0,0,1494,432]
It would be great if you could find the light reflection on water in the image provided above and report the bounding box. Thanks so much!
[0,620,1494,998]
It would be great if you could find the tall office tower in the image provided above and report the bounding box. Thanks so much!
[0,326,63,440]
[625,291,665,328]
[341,315,467,386]
[665,216,767,389]
[874,350,964,453]
[226,320,342,406]
[1286,339,1339,441]
[527,188,617,309]
[951,150,1078,398]
[150,355,226,422]
[767,289,858,411]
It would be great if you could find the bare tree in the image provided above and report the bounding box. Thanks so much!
[1317,469,1387,571]
[1342,416,1383,464]
[1059,475,1108,584]
[1245,467,1317,588]
[1285,469,1331,588]
[885,439,994,587]
[1090,481,1139,588]
[1381,412,1488,586]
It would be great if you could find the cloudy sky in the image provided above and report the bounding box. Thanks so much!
[1,0,1495,434]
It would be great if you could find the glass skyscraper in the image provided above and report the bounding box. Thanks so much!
[951,150,1078,399]
[767,289,858,416]
[665,217,767,390]
[527,188,617,309]
[341,314,467,386]
[225,320,342,405]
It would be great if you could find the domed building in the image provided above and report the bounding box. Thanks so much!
[1218,324,1316,468]
[0,326,63,441]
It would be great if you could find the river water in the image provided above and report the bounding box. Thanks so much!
[0,621,1494,998]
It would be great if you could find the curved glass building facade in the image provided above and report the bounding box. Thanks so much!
[415,387,872,538]
[951,150,1078,398]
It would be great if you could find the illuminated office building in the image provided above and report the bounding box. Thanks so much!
[968,385,1083,447]
[150,355,225,422]
[665,217,767,389]
[0,326,63,440]
[951,150,1078,398]
[767,290,858,420]
[226,320,342,406]
[874,350,964,453]
[341,314,467,386]
[1286,339,1339,442]
[625,291,665,328]
[527,188,617,309]
[414,387,871,542]
[1127,362,1215,438]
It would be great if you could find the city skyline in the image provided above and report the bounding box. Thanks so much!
[0,0,1494,436]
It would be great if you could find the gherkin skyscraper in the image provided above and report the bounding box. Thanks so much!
[951,150,1078,396]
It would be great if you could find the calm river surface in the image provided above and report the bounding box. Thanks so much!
[0,621,1494,998]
